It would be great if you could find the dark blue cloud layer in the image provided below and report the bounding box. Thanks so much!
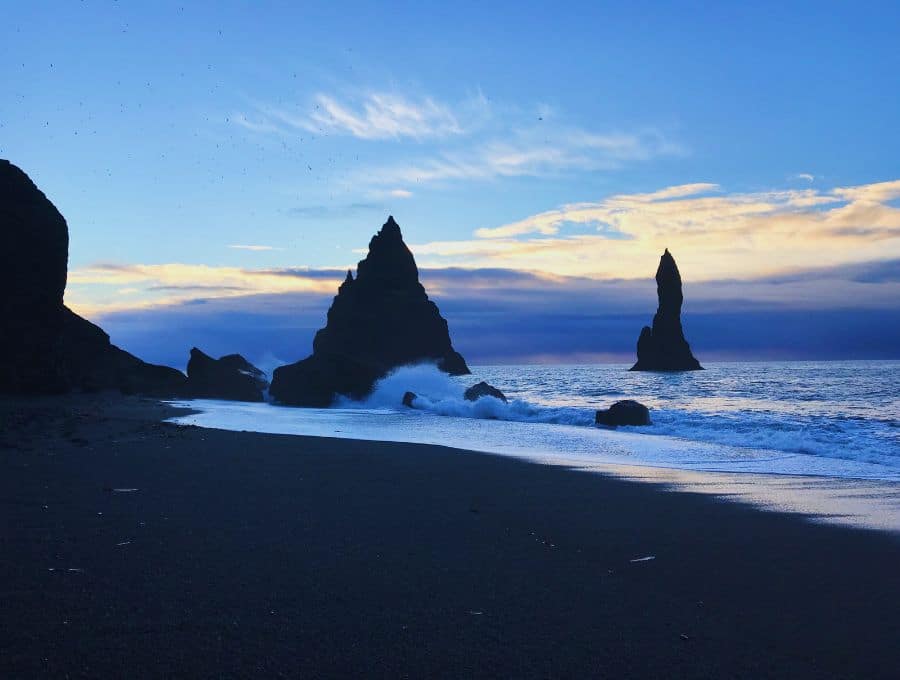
[97,260,900,371]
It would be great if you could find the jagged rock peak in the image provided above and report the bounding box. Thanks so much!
[356,215,419,287]
[656,248,683,311]
[382,214,401,234]
[630,249,702,372]
[269,216,469,407]
[338,269,355,293]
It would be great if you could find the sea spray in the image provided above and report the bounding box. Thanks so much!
[167,361,900,482]
[337,363,596,426]
[332,362,900,470]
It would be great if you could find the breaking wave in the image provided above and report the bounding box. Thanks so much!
[337,363,595,426]
[331,362,900,472]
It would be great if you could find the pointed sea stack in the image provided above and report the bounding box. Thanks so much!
[630,249,703,371]
[0,159,187,395]
[270,216,470,406]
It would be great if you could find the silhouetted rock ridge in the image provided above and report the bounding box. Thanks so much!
[270,216,469,406]
[186,348,268,401]
[630,249,702,371]
[0,159,187,395]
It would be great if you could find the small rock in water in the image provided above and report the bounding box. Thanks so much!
[595,400,651,427]
[463,381,507,403]
[402,391,418,408]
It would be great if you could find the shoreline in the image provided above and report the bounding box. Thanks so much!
[168,398,900,533]
[2,393,899,678]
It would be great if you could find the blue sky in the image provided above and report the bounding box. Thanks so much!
[2,1,899,365]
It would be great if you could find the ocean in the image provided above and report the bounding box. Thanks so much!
[170,360,900,482]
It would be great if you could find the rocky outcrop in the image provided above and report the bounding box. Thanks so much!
[270,216,470,406]
[0,159,187,395]
[464,381,507,403]
[186,348,268,401]
[595,400,651,427]
[630,249,703,372]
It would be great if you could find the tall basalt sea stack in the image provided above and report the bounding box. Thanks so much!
[270,216,469,406]
[0,159,187,394]
[630,248,703,371]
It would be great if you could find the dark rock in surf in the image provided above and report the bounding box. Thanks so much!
[402,391,418,408]
[270,216,470,407]
[186,348,268,402]
[594,400,651,427]
[0,159,187,395]
[630,249,703,372]
[464,381,508,403]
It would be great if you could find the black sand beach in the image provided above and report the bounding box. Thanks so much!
[1,395,898,678]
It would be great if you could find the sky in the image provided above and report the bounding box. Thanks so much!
[2,1,899,368]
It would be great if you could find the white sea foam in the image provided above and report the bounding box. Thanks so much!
[167,360,900,483]
[166,360,900,531]
[327,362,900,473]
[337,363,592,426]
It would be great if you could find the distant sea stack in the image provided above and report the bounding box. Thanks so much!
[270,216,469,406]
[186,348,268,402]
[0,159,187,395]
[630,249,703,372]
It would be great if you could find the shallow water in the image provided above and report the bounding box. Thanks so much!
[168,360,900,531]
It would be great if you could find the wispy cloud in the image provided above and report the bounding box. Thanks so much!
[306,93,464,139]
[65,263,343,317]
[69,256,900,324]
[228,244,282,251]
[92,262,900,368]
[474,183,721,238]
[235,91,477,141]
[360,128,682,186]
[233,88,682,189]
[791,173,815,182]
[284,202,381,218]
[411,179,900,280]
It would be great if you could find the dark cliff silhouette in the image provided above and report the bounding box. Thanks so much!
[630,249,703,371]
[0,159,187,394]
[186,348,268,402]
[270,216,469,406]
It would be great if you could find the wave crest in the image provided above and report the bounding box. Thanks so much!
[337,363,595,426]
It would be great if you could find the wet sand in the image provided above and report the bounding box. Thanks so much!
[1,394,898,678]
